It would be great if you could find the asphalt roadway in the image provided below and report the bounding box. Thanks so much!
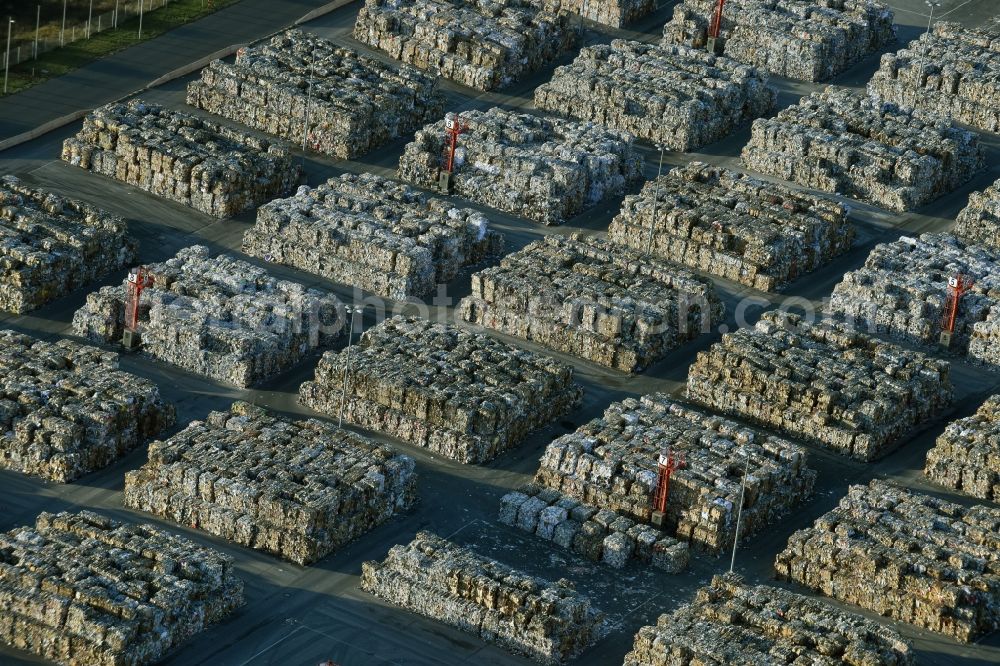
[1,0,1000,665]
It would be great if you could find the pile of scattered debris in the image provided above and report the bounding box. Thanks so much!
[925,394,1000,502]
[500,484,690,572]
[0,510,244,666]
[686,312,954,461]
[663,0,896,82]
[187,30,444,158]
[533,394,815,552]
[830,232,1000,368]
[868,22,1000,133]
[353,0,579,90]
[608,163,854,292]
[459,235,722,372]
[61,99,300,218]
[125,401,416,565]
[624,573,914,666]
[0,331,174,483]
[361,531,606,665]
[775,479,1000,642]
[73,245,343,387]
[0,176,136,313]
[534,41,775,151]
[398,108,643,225]
[246,173,504,300]
[956,176,1000,250]
[741,88,984,212]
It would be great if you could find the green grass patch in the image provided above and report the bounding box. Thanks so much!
[3,0,241,97]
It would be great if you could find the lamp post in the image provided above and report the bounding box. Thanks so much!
[729,449,751,573]
[34,5,39,60]
[138,0,145,40]
[338,307,362,429]
[645,144,665,256]
[4,19,14,94]
[61,0,67,46]
[87,0,93,39]
[925,1,940,34]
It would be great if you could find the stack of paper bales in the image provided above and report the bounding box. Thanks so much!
[61,99,300,218]
[608,163,854,291]
[0,510,244,666]
[686,311,953,461]
[0,176,136,313]
[534,394,815,552]
[460,234,722,372]
[361,531,606,664]
[0,330,174,483]
[187,30,444,158]
[125,401,416,565]
[72,245,343,387]
[741,88,984,212]
[245,173,504,299]
[535,41,775,151]
[300,316,582,464]
[775,480,1000,643]
[399,108,643,225]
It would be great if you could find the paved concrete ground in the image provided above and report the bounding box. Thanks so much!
[0,0,333,142]
[0,0,998,664]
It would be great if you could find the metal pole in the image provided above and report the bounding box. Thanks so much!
[301,50,315,164]
[645,145,665,255]
[88,0,93,39]
[925,1,938,34]
[4,19,13,94]
[138,0,144,40]
[729,449,751,573]
[61,0,67,46]
[34,6,39,59]
[115,1,119,29]
[338,308,360,428]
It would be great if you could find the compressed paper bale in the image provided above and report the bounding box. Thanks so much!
[398,108,643,226]
[741,87,985,212]
[829,232,1000,369]
[663,0,896,82]
[501,484,689,571]
[608,162,854,292]
[460,235,722,372]
[124,402,416,565]
[775,480,1000,643]
[534,0,654,27]
[0,176,137,314]
[72,245,344,388]
[686,311,954,461]
[868,22,1000,134]
[624,573,914,666]
[246,173,504,300]
[360,531,606,665]
[925,394,1000,502]
[956,176,1000,249]
[535,41,775,151]
[61,99,300,218]
[0,331,175,483]
[187,30,444,159]
[533,393,815,553]
[353,0,579,91]
[0,510,244,666]
[300,316,582,464]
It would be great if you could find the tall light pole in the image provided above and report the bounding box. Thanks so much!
[4,19,14,94]
[34,5,39,60]
[645,144,665,256]
[338,307,362,428]
[61,0,67,46]
[138,0,145,40]
[729,449,751,573]
[925,1,940,34]
[87,0,93,39]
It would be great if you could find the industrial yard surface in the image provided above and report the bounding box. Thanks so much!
[0,1,998,665]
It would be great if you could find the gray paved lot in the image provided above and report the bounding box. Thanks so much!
[0,1,998,664]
